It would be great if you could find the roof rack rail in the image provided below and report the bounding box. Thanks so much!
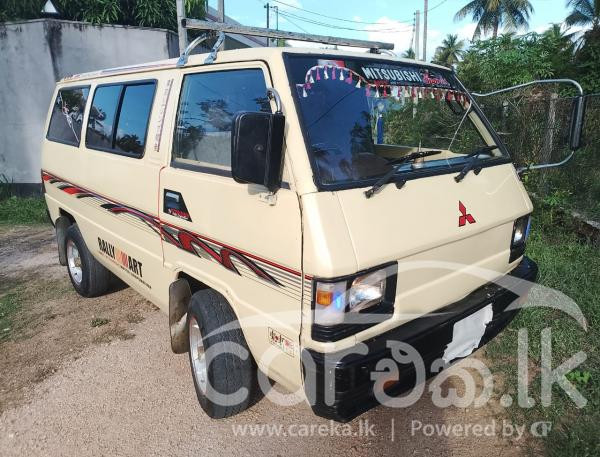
[179,19,394,64]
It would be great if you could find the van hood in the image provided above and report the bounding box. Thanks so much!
[303,163,532,318]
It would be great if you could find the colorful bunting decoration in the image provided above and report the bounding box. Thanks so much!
[299,64,464,105]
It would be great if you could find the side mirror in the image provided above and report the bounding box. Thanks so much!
[471,79,586,173]
[231,111,285,193]
[569,95,585,151]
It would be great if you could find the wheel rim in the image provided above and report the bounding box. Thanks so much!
[66,239,83,285]
[189,316,207,393]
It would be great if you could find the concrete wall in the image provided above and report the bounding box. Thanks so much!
[0,19,179,189]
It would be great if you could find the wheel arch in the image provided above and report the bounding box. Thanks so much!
[169,271,217,354]
[168,271,250,356]
[55,209,76,266]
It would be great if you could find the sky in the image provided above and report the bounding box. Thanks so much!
[207,0,574,59]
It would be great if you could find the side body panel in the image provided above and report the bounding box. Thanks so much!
[158,62,304,391]
[42,73,175,310]
[41,56,306,393]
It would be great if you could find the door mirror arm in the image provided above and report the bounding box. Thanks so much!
[267,87,283,114]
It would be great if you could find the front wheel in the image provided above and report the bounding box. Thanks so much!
[187,289,255,419]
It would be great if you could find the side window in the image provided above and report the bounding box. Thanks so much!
[115,84,156,156]
[173,69,271,170]
[87,85,120,151]
[47,86,90,146]
[86,81,156,157]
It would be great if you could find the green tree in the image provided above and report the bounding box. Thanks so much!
[454,0,534,39]
[565,0,600,30]
[543,23,575,42]
[572,26,600,92]
[401,48,416,59]
[457,33,558,91]
[542,23,576,71]
[0,0,206,31]
[432,34,465,66]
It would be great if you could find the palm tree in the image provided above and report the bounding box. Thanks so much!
[543,23,575,41]
[565,0,600,30]
[455,0,534,39]
[543,23,577,50]
[401,48,416,59]
[433,34,465,66]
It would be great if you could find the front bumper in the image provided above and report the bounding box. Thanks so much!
[302,256,538,422]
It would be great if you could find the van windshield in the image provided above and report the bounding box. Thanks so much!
[285,54,509,189]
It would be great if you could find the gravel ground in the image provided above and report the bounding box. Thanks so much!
[0,314,526,457]
[0,226,527,456]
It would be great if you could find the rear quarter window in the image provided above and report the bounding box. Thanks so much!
[46,86,90,146]
[86,81,156,158]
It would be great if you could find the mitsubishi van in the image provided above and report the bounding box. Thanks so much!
[41,23,585,422]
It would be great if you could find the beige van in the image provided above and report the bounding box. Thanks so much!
[41,24,585,422]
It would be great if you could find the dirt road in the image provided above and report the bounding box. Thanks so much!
[0,225,527,456]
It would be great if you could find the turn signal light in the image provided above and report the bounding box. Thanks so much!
[316,289,333,306]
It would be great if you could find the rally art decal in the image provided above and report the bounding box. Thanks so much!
[42,171,291,290]
[98,237,151,289]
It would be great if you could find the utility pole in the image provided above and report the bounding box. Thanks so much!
[218,0,225,22]
[264,3,270,47]
[423,0,428,61]
[274,5,279,46]
[415,10,420,60]
[176,0,187,53]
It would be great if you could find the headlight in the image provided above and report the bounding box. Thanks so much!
[510,215,531,262]
[313,264,396,329]
[349,269,386,311]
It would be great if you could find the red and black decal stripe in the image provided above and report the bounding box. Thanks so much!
[43,170,289,287]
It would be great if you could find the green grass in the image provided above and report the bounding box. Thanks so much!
[90,317,110,328]
[0,291,22,342]
[0,197,48,225]
[486,206,600,457]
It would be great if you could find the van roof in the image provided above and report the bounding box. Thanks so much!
[59,46,452,84]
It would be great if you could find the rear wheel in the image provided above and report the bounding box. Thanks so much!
[65,224,112,297]
[187,289,255,419]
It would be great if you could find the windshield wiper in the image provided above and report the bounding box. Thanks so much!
[364,150,442,198]
[454,145,498,183]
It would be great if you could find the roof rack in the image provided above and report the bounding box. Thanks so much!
[177,19,394,67]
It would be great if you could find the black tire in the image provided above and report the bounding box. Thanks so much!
[187,289,255,419]
[64,224,112,297]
